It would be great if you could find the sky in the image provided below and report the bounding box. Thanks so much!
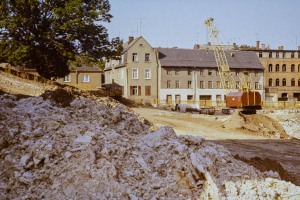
[105,0,300,50]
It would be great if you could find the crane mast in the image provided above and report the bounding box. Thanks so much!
[204,17,262,113]
[204,17,236,92]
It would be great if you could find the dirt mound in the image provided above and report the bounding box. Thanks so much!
[1,93,300,199]
[222,110,290,139]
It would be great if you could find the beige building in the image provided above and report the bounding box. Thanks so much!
[251,42,300,101]
[104,36,158,100]
[157,48,264,105]
[24,66,102,89]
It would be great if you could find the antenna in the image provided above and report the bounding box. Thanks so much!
[138,17,146,36]
[196,32,200,44]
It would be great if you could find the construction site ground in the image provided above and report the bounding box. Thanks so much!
[1,68,300,192]
[132,107,300,185]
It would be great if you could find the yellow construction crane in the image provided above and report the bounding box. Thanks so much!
[204,17,262,114]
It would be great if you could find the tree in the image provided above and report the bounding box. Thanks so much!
[0,0,122,79]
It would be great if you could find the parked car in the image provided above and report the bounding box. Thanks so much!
[175,104,215,115]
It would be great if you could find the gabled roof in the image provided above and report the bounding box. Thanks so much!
[157,48,264,70]
[122,36,143,52]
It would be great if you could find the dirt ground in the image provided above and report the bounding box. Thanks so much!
[132,107,300,186]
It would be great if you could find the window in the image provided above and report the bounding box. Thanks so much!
[64,75,71,82]
[275,64,280,72]
[225,81,229,88]
[208,81,213,89]
[276,52,279,58]
[208,70,213,76]
[145,86,151,96]
[200,69,204,76]
[175,69,180,75]
[187,95,193,101]
[82,74,89,82]
[132,53,138,62]
[167,80,171,88]
[188,70,192,75]
[269,52,272,58]
[255,82,259,90]
[167,69,171,75]
[259,52,262,58]
[291,52,295,58]
[268,64,272,72]
[291,64,295,72]
[130,86,141,96]
[175,95,181,104]
[282,64,286,72]
[145,53,150,62]
[282,78,286,86]
[299,64,300,72]
[216,95,222,102]
[216,81,221,89]
[200,81,204,89]
[283,52,285,58]
[298,79,300,86]
[132,68,138,79]
[188,81,192,88]
[166,95,172,104]
[276,78,279,86]
[269,78,272,86]
[175,81,180,88]
[291,78,295,86]
[145,69,151,79]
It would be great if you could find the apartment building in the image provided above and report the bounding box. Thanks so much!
[157,48,264,104]
[251,41,300,101]
[104,36,158,100]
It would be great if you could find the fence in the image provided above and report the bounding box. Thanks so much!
[133,98,300,109]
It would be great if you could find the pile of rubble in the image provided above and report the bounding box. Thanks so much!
[0,91,299,199]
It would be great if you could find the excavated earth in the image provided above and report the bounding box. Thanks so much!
[1,69,300,199]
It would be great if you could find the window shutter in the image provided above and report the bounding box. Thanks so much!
[130,86,133,96]
[138,86,141,96]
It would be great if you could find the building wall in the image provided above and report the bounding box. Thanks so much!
[160,66,264,103]
[125,38,158,100]
[258,51,300,101]
[24,69,102,88]
[57,71,102,88]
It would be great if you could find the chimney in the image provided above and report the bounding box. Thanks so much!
[128,36,134,44]
[256,41,260,50]
[278,46,284,50]
[261,44,266,50]
[298,46,300,51]
[233,43,237,49]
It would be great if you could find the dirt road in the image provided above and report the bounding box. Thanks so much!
[132,107,300,185]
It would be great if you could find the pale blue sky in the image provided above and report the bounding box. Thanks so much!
[106,0,300,50]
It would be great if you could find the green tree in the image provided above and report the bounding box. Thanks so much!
[0,0,122,79]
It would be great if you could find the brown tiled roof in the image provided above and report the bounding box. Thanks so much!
[158,48,264,70]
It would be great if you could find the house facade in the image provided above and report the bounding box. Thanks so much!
[24,66,102,89]
[157,48,264,105]
[251,43,300,101]
[104,36,158,100]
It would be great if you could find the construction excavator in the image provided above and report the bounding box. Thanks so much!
[204,18,262,114]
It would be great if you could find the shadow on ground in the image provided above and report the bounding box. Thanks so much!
[209,139,300,186]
